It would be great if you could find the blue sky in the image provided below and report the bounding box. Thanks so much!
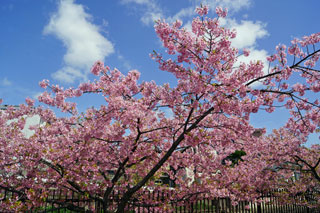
[0,0,319,145]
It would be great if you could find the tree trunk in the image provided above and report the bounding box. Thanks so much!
[116,190,134,213]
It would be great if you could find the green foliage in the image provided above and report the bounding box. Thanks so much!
[222,150,247,167]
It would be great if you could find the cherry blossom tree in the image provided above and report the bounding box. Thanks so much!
[263,128,320,207]
[1,5,319,212]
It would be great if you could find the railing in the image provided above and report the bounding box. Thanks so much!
[1,188,319,212]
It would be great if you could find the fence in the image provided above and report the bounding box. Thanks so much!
[1,188,319,212]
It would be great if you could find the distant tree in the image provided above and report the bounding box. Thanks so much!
[222,149,246,166]
[261,129,320,207]
[1,5,319,212]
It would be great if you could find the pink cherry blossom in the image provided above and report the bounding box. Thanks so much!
[243,48,250,57]
[39,79,49,89]
[195,5,209,16]
[215,6,228,18]
[25,97,34,107]
[91,60,106,75]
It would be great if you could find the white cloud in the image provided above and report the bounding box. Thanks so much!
[121,0,252,26]
[227,19,268,49]
[1,77,12,86]
[167,0,251,24]
[121,0,164,25]
[237,48,269,71]
[32,92,43,99]
[237,49,268,65]
[217,18,269,87]
[44,0,114,83]
[167,7,195,23]
[225,18,269,77]
[209,0,251,12]
[141,11,163,25]
[51,66,85,83]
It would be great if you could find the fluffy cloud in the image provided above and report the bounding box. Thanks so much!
[237,49,269,69]
[226,19,268,49]
[167,0,251,23]
[44,0,114,83]
[141,11,163,25]
[225,19,269,77]
[204,0,251,12]
[167,7,195,23]
[121,0,251,26]
[122,0,252,25]
[121,0,163,25]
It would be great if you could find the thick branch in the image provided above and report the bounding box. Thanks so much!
[246,49,320,87]
[130,106,215,193]
[294,155,320,182]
